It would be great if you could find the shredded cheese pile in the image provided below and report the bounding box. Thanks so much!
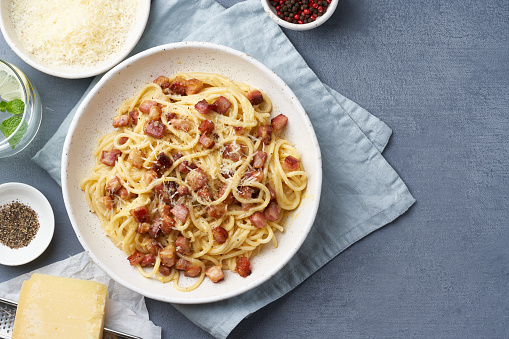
[11,0,137,68]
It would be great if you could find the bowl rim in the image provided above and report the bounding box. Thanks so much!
[62,41,322,303]
[260,0,338,31]
[0,0,151,79]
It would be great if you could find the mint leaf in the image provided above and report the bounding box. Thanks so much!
[0,115,27,149]
[0,101,7,111]
[6,99,24,115]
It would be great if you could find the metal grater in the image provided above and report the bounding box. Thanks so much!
[0,297,141,339]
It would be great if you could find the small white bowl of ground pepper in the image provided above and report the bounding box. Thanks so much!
[261,0,338,30]
[0,182,54,266]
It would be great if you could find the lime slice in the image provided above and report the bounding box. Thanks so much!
[0,70,23,101]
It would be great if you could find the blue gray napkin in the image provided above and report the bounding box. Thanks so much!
[33,0,415,338]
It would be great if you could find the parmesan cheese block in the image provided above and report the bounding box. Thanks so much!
[12,273,107,339]
[11,0,137,68]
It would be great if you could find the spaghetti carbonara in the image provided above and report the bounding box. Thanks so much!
[81,72,307,291]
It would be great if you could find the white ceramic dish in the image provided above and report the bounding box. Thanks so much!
[0,182,54,266]
[261,0,338,31]
[62,42,322,304]
[0,0,150,79]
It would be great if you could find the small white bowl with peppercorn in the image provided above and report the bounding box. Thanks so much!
[261,0,337,30]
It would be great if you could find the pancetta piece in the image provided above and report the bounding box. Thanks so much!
[186,168,208,190]
[264,201,281,221]
[169,76,187,95]
[271,114,288,133]
[139,100,158,114]
[144,170,158,184]
[99,195,114,210]
[156,152,173,171]
[283,156,300,171]
[195,99,211,114]
[140,254,156,267]
[149,105,162,121]
[177,160,197,173]
[233,126,245,135]
[199,133,215,148]
[197,187,212,201]
[177,184,189,196]
[159,265,171,276]
[252,151,267,169]
[176,236,192,255]
[171,204,189,222]
[235,257,251,277]
[136,222,150,234]
[146,239,162,256]
[112,114,130,128]
[210,96,232,114]
[175,259,201,277]
[118,187,135,201]
[118,136,129,145]
[129,110,139,125]
[170,118,190,132]
[101,149,121,166]
[159,244,176,267]
[127,251,145,265]
[247,89,264,105]
[144,121,166,139]
[185,78,203,95]
[257,125,272,145]
[153,75,170,89]
[219,184,235,205]
[223,143,242,161]
[249,211,267,228]
[130,206,150,223]
[128,148,145,169]
[207,204,226,219]
[198,119,215,134]
[212,226,228,243]
[205,265,224,283]
[106,176,122,195]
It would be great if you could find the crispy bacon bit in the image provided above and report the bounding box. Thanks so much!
[177,160,197,173]
[144,170,158,184]
[171,204,189,222]
[158,203,172,218]
[219,185,235,205]
[212,226,228,243]
[118,136,129,145]
[223,143,241,161]
[185,78,203,95]
[146,239,162,256]
[197,187,212,202]
[153,75,170,89]
[159,244,176,267]
[247,89,264,105]
[239,186,254,199]
[149,105,162,121]
[198,120,215,134]
[161,215,175,234]
[173,152,183,161]
[177,184,189,196]
[175,259,201,277]
[205,265,224,283]
[156,152,173,170]
[127,251,145,265]
[210,96,232,114]
[271,114,288,133]
[166,112,177,121]
[176,236,192,255]
[244,169,264,183]
[128,148,145,169]
[267,186,277,200]
[130,206,149,223]
[169,76,187,95]
[101,149,121,166]
[250,211,267,228]
[207,204,226,219]
[144,121,166,138]
[112,114,130,128]
[170,118,190,132]
[235,257,251,277]
[150,216,174,237]
[195,99,211,114]
[283,156,300,171]
[129,110,139,125]
[199,133,215,149]
[136,222,150,234]
[106,176,122,195]
[257,125,272,145]
[140,254,156,267]
[154,181,178,202]
[99,196,114,210]
[221,169,235,179]
[253,151,267,169]
[118,187,135,200]
[233,126,245,135]
[264,201,281,221]
[186,168,209,191]
[139,100,158,114]
[159,265,171,276]
[148,219,162,238]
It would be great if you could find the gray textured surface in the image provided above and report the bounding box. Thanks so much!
[1,0,508,338]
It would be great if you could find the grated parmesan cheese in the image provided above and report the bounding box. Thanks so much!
[11,0,138,68]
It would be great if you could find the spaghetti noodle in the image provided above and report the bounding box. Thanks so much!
[81,72,307,291]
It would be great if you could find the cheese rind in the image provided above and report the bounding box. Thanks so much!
[12,273,107,339]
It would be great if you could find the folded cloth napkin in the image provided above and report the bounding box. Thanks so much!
[33,0,415,338]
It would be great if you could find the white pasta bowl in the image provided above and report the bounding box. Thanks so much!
[62,42,322,304]
[0,0,150,79]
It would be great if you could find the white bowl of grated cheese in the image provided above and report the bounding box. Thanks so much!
[0,0,150,79]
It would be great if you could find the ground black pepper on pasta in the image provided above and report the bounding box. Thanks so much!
[0,201,40,249]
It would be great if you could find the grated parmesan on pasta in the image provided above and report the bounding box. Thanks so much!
[11,0,138,68]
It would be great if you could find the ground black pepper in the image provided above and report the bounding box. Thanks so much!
[0,201,40,249]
